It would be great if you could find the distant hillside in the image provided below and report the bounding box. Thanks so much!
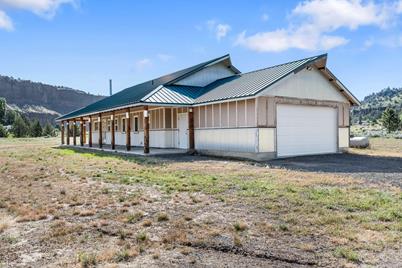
[0,75,105,124]
[351,87,402,124]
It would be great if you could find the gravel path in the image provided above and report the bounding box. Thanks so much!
[266,153,402,188]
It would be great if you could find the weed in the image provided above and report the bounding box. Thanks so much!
[157,212,169,222]
[126,211,144,224]
[335,247,360,263]
[136,231,148,242]
[233,221,248,232]
[77,252,97,268]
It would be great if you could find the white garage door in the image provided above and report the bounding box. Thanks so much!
[277,104,337,157]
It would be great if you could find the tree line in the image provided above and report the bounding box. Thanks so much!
[0,98,57,138]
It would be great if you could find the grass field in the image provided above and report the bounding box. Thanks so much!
[0,137,401,267]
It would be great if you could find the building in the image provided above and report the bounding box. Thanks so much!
[56,54,360,160]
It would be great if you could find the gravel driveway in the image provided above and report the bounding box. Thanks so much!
[267,153,402,188]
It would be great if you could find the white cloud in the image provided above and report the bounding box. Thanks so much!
[157,53,173,62]
[206,20,231,40]
[236,0,402,52]
[0,0,76,31]
[398,0,402,13]
[216,24,231,40]
[0,10,13,31]
[135,58,152,70]
[0,0,77,18]
[261,13,269,21]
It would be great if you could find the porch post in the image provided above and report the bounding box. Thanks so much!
[143,106,149,154]
[66,121,70,145]
[73,120,77,146]
[80,117,84,146]
[111,112,115,150]
[188,108,195,151]
[61,121,65,145]
[126,108,131,151]
[98,114,102,148]
[88,116,92,147]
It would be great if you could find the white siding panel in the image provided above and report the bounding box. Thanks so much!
[262,68,349,103]
[338,127,349,148]
[258,128,275,152]
[195,128,257,152]
[175,63,235,87]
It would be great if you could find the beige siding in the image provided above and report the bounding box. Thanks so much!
[213,104,220,127]
[246,99,255,126]
[256,97,267,127]
[261,67,349,103]
[206,105,213,127]
[221,102,228,127]
[175,62,235,87]
[199,106,205,128]
[237,100,245,126]
[228,102,236,127]
[343,103,350,127]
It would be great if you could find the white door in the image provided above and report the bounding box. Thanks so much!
[276,104,337,157]
[178,113,189,149]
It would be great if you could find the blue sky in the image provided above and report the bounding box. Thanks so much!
[0,0,402,100]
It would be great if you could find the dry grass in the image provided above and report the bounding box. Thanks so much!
[0,137,401,267]
[349,137,402,157]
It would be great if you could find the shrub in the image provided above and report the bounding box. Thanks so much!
[11,115,29,137]
[0,124,7,137]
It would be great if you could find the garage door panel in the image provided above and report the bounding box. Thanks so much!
[277,104,337,157]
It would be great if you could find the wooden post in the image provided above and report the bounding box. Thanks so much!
[80,118,84,146]
[126,108,131,151]
[111,112,115,150]
[188,108,195,151]
[66,121,70,145]
[61,121,65,145]
[143,106,149,154]
[98,114,102,148]
[88,116,92,147]
[73,120,77,146]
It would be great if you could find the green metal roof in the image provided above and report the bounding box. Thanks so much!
[57,54,232,120]
[143,54,328,105]
[58,53,358,121]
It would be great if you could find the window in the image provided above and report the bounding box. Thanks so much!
[134,116,139,132]
[94,122,98,131]
[114,119,118,132]
[122,118,126,133]
[107,120,111,131]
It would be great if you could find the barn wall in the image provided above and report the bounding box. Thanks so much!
[175,62,235,87]
[261,67,349,103]
[193,99,257,129]
[338,128,349,149]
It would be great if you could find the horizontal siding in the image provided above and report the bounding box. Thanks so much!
[195,128,257,153]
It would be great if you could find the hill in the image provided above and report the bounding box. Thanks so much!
[351,87,402,124]
[0,75,105,124]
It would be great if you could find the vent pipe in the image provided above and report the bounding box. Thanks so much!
[109,79,112,96]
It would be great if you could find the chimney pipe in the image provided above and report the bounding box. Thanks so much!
[109,79,112,96]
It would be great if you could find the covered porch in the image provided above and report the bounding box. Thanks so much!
[59,105,195,154]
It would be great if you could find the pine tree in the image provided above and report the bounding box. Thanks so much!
[30,120,43,137]
[381,108,401,133]
[0,98,5,124]
[43,123,55,137]
[11,115,29,137]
